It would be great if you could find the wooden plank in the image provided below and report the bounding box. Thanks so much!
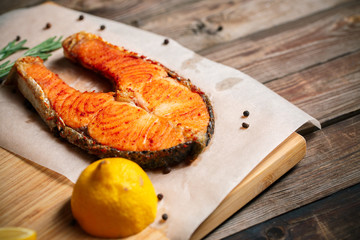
[0,149,167,239]
[66,0,197,21]
[42,0,350,52]
[191,133,306,240]
[266,50,360,126]
[135,0,351,52]
[204,114,360,239]
[223,183,360,240]
[201,0,360,83]
[0,151,75,237]
[0,0,43,14]
[0,132,306,239]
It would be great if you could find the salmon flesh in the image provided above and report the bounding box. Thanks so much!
[7,32,214,169]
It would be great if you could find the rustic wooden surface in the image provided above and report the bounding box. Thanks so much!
[0,131,306,240]
[0,149,167,240]
[1,0,359,239]
[193,133,306,240]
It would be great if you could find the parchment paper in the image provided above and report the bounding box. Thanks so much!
[0,3,320,240]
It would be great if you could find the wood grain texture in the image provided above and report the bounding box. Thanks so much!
[200,0,360,83]
[266,50,360,126]
[192,133,306,240]
[0,0,359,239]
[0,149,167,240]
[204,114,360,239]
[127,0,351,52]
[0,134,305,239]
[34,0,350,52]
[224,183,360,240]
[60,0,197,21]
[0,0,43,14]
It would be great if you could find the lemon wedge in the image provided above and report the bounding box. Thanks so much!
[0,227,36,240]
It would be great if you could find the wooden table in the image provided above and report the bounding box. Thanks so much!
[1,0,359,239]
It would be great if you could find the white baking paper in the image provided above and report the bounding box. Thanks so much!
[0,3,320,240]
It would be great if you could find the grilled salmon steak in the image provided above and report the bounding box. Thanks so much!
[7,32,214,169]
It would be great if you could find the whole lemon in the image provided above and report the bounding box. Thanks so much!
[71,158,158,238]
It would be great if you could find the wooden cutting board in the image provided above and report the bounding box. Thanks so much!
[192,132,306,240]
[0,132,305,239]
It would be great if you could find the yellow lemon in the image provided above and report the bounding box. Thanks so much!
[0,227,36,240]
[71,158,157,238]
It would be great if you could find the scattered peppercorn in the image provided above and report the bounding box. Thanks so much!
[78,15,84,21]
[44,22,51,30]
[157,193,164,201]
[196,21,206,31]
[99,25,106,30]
[163,39,169,45]
[243,110,250,117]
[131,19,139,27]
[15,35,21,41]
[70,218,77,226]
[162,166,171,174]
[162,213,168,221]
[217,25,223,31]
[242,122,250,129]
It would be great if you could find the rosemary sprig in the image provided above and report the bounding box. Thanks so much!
[0,61,13,78]
[23,36,63,60]
[0,36,63,79]
[0,39,28,61]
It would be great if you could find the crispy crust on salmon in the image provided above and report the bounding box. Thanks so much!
[6,32,214,169]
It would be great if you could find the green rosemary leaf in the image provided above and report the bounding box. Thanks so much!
[24,36,63,59]
[0,60,14,78]
[0,39,28,61]
[0,36,63,79]
[0,60,10,68]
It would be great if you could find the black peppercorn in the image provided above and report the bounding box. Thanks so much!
[243,110,250,117]
[15,35,21,41]
[100,25,106,30]
[157,193,164,201]
[44,22,51,30]
[70,218,77,226]
[78,15,84,21]
[217,25,223,31]
[163,39,169,45]
[162,213,168,221]
[242,122,249,128]
[162,166,171,174]
[131,20,139,27]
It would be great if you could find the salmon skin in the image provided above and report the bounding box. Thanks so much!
[7,32,214,169]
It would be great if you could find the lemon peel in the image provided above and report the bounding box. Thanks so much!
[0,227,36,240]
[71,158,158,238]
